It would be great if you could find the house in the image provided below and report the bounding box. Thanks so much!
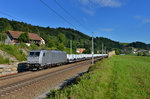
[76,48,85,54]
[132,49,137,54]
[5,30,45,45]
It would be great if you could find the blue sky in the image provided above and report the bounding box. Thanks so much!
[0,0,150,43]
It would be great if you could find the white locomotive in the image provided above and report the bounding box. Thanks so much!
[27,50,107,70]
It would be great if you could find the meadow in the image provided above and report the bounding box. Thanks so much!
[49,55,150,99]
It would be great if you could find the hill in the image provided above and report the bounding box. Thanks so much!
[126,41,150,50]
[0,18,150,53]
[0,18,124,52]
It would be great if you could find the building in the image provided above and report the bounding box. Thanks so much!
[5,30,45,45]
[76,48,85,54]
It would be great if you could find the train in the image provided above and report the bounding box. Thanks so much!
[27,50,107,70]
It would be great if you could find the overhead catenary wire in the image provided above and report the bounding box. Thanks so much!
[40,0,77,29]
[0,11,21,21]
[54,0,92,32]
[54,0,81,26]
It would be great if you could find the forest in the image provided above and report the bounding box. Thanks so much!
[0,18,150,54]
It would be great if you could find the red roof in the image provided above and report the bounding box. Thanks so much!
[8,30,42,41]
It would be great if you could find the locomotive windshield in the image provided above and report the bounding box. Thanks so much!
[29,52,40,57]
[35,52,40,56]
[30,52,34,56]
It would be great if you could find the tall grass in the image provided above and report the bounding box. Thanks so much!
[0,55,9,64]
[49,56,150,99]
[0,44,26,61]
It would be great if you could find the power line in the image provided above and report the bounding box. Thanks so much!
[0,11,21,21]
[54,0,81,25]
[40,0,77,29]
[54,0,92,32]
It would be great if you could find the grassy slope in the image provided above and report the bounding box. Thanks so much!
[0,43,52,63]
[0,44,26,61]
[51,56,150,99]
[0,55,9,64]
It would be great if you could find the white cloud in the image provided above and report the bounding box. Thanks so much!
[78,0,122,15]
[78,0,122,7]
[78,0,89,5]
[102,28,113,32]
[135,15,141,19]
[82,8,95,16]
[135,16,150,24]
[142,19,150,24]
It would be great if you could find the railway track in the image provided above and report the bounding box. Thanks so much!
[0,61,83,82]
[0,71,32,81]
[0,57,105,96]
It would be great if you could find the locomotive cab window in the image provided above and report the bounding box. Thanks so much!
[43,53,45,56]
[35,52,40,56]
[29,52,40,57]
[29,52,34,56]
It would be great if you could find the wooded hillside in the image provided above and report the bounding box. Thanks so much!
[0,18,150,53]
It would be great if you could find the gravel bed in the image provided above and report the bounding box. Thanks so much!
[0,60,92,99]
[0,61,86,88]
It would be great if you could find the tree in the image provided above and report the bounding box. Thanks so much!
[83,49,91,54]
[0,34,7,42]
[46,37,56,48]
[58,33,66,43]
[18,32,30,43]
[112,48,120,55]
[0,19,12,33]
[143,52,147,56]
[57,43,64,51]
[137,52,143,56]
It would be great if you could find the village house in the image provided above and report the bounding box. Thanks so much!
[76,48,85,54]
[5,30,45,46]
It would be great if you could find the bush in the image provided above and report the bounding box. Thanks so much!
[19,43,28,48]
[0,55,10,64]
[143,52,148,56]
[115,49,120,55]
[57,43,64,51]
[137,52,143,56]
[0,34,7,42]
[18,32,30,43]
[0,44,26,61]
[29,43,38,50]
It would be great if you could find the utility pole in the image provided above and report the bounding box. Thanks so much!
[1,35,2,42]
[92,32,94,65]
[102,43,103,56]
[70,40,72,55]
[37,29,40,37]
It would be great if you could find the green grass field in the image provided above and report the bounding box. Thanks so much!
[50,55,150,99]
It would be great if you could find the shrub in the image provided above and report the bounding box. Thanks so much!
[57,43,64,51]
[19,43,28,48]
[137,52,143,56]
[29,43,39,50]
[0,55,10,64]
[0,44,26,61]
[143,52,148,56]
[18,32,30,43]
